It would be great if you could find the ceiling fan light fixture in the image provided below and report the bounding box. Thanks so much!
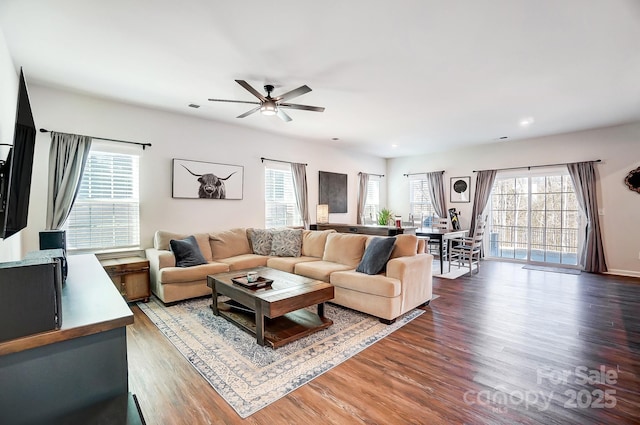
[260,100,278,116]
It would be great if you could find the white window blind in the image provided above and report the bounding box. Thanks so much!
[409,177,436,224]
[64,150,140,251]
[363,178,380,223]
[264,163,302,228]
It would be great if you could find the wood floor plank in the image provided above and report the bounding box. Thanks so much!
[127,261,640,424]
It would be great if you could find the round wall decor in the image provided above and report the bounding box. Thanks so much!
[624,166,640,194]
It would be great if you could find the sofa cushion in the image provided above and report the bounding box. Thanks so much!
[155,230,186,250]
[294,260,354,282]
[270,228,303,257]
[267,256,320,273]
[322,233,367,267]
[170,235,208,267]
[247,228,273,256]
[330,270,402,298]
[155,231,213,261]
[356,237,396,275]
[301,229,335,258]
[390,234,418,259]
[218,254,269,271]
[209,228,251,260]
[159,261,229,284]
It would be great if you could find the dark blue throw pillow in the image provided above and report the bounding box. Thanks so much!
[356,237,397,275]
[170,235,207,267]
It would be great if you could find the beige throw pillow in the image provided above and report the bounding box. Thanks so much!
[209,228,251,259]
[322,233,367,267]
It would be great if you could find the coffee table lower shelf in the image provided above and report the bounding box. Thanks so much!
[215,300,333,349]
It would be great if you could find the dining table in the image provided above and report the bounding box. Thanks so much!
[415,227,469,273]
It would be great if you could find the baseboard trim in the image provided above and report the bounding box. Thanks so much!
[604,269,640,278]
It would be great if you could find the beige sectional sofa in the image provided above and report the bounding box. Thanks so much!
[145,228,433,323]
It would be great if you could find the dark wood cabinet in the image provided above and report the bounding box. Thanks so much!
[310,223,415,236]
[0,254,144,424]
[100,257,151,303]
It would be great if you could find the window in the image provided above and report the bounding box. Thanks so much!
[64,150,140,251]
[264,163,302,228]
[409,177,436,225]
[363,178,380,223]
[488,171,580,265]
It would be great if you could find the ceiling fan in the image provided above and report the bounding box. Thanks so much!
[208,80,325,122]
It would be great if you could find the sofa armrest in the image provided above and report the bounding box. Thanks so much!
[386,253,433,310]
[146,248,175,270]
[146,248,175,297]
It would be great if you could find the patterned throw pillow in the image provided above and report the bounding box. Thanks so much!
[270,229,303,257]
[248,228,273,256]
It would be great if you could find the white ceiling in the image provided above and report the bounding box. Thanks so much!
[1,0,639,158]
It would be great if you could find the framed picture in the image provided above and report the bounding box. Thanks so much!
[450,176,471,203]
[172,158,244,199]
[319,171,347,213]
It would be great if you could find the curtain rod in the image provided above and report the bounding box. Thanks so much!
[260,157,308,166]
[358,172,384,177]
[473,159,601,173]
[39,128,152,150]
[403,170,444,177]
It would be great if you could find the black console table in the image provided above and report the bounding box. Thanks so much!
[0,254,144,424]
[310,223,416,236]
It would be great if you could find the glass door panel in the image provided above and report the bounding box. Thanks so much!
[488,172,580,267]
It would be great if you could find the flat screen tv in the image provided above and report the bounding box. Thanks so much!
[0,69,36,239]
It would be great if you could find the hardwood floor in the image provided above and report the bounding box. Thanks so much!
[127,261,640,424]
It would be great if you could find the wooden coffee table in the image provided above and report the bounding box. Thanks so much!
[207,266,334,348]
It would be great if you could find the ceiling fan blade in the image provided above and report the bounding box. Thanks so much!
[237,106,261,118]
[276,109,292,122]
[208,98,260,105]
[235,80,266,101]
[279,103,325,113]
[274,85,311,102]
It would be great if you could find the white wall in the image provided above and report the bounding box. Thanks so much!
[20,85,386,256]
[387,123,640,276]
[0,26,20,260]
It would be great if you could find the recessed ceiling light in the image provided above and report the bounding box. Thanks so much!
[188,104,200,108]
[331,137,340,141]
[391,144,398,148]
[520,117,535,127]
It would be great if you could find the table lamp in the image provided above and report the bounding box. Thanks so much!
[317,204,329,224]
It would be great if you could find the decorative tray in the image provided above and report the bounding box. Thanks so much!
[231,276,274,289]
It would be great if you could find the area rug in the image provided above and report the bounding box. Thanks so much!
[434,260,477,279]
[523,264,581,275]
[138,297,424,418]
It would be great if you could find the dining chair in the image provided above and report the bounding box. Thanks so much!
[427,216,449,257]
[447,215,487,276]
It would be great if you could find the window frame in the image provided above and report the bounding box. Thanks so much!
[363,177,380,224]
[63,146,141,253]
[408,176,436,225]
[264,162,302,228]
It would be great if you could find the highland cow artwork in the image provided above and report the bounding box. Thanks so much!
[172,159,243,200]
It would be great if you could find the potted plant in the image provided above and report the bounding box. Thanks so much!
[377,208,393,226]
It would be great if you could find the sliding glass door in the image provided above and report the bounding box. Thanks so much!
[488,170,581,267]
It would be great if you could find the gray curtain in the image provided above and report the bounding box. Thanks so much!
[427,171,446,218]
[46,132,92,230]
[357,173,370,224]
[469,169,497,235]
[291,162,310,229]
[567,161,607,273]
